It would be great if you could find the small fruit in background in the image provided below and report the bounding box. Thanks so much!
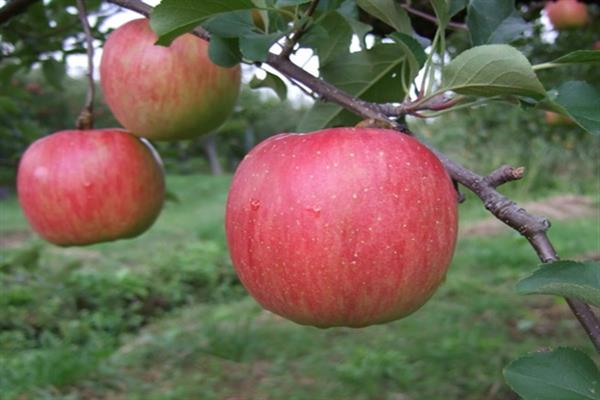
[545,111,575,126]
[226,127,458,328]
[17,129,165,246]
[100,19,241,141]
[593,41,600,50]
[545,0,589,30]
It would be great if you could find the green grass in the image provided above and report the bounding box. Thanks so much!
[1,174,598,399]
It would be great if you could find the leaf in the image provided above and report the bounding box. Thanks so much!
[442,44,546,99]
[208,35,242,67]
[239,31,286,61]
[430,0,450,30]
[150,0,255,45]
[467,0,528,45]
[449,0,468,17]
[301,12,352,66]
[249,72,288,100]
[504,348,600,400]
[389,32,427,72]
[543,81,600,136]
[202,10,255,37]
[298,43,412,131]
[537,50,600,69]
[356,0,412,34]
[516,260,600,307]
[41,58,65,89]
[276,0,311,6]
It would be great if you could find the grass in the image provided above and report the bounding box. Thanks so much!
[0,173,598,399]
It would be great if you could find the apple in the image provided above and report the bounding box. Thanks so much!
[545,111,574,125]
[17,129,165,246]
[545,0,588,30]
[594,41,600,50]
[100,19,241,141]
[225,127,458,328]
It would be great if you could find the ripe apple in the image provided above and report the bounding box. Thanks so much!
[17,129,165,246]
[594,41,600,50]
[545,111,574,125]
[225,127,458,328]
[100,19,241,141]
[545,0,589,30]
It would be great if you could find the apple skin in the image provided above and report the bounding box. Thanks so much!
[545,111,574,125]
[17,129,165,246]
[545,0,588,30]
[100,19,241,141]
[225,127,458,328]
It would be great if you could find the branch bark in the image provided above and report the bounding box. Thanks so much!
[105,0,600,352]
[75,0,95,130]
[0,0,40,25]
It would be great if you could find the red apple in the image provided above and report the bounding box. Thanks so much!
[225,127,458,328]
[545,111,574,125]
[17,129,165,246]
[100,19,241,141]
[545,0,588,30]
[594,41,600,50]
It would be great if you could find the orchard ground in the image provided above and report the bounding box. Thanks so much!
[1,172,598,400]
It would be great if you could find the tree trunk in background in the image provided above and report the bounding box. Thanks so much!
[203,134,223,176]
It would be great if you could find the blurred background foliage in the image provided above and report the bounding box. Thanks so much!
[0,0,599,399]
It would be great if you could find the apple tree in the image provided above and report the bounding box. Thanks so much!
[1,0,599,397]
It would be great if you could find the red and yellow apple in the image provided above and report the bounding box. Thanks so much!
[545,111,574,125]
[100,19,241,141]
[225,127,458,328]
[17,129,165,246]
[545,0,588,29]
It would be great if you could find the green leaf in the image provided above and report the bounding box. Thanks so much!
[516,260,600,307]
[202,10,255,37]
[449,0,468,17]
[301,12,352,66]
[442,44,546,99]
[356,0,412,34]
[41,58,65,89]
[389,32,427,71]
[249,72,288,100]
[467,0,528,45]
[276,0,311,6]
[298,43,413,131]
[208,35,242,67]
[535,50,600,70]
[150,0,255,45]
[504,348,600,400]
[239,31,286,61]
[430,0,450,30]
[543,81,600,136]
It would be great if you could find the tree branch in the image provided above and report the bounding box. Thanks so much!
[280,0,320,59]
[105,0,600,352]
[400,3,468,31]
[0,0,40,25]
[75,0,95,130]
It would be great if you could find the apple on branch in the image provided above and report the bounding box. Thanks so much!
[225,127,458,328]
[100,19,241,141]
[17,129,165,246]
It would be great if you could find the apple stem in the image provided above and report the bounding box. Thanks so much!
[107,0,600,354]
[75,0,95,130]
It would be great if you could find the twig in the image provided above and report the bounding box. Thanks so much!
[75,0,95,130]
[400,3,468,31]
[0,0,41,25]
[106,0,600,352]
[280,0,320,59]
